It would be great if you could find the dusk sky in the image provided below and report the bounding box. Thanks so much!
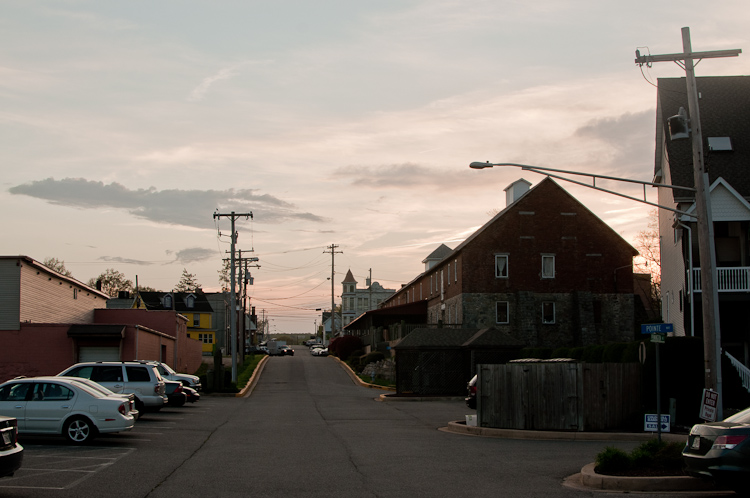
[2,1,748,334]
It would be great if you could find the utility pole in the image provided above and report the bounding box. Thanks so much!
[635,27,741,419]
[324,244,342,344]
[223,250,260,368]
[213,210,252,383]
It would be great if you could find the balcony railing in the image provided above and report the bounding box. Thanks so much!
[691,267,750,292]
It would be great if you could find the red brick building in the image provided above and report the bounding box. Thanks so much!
[0,256,202,382]
[379,178,639,349]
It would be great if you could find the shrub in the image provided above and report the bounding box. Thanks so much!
[328,335,364,361]
[551,347,571,358]
[595,446,631,474]
[582,345,605,363]
[602,343,628,363]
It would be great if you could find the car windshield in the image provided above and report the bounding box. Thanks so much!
[161,363,176,375]
[65,378,114,396]
[724,406,750,424]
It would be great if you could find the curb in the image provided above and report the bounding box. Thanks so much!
[443,420,689,442]
[331,356,396,391]
[236,354,269,397]
[578,463,720,493]
[379,393,464,402]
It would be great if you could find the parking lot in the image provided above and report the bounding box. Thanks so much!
[0,401,216,493]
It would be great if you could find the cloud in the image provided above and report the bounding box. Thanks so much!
[9,178,326,228]
[188,61,270,102]
[166,247,216,264]
[99,256,156,265]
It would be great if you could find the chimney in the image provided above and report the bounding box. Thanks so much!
[504,179,532,206]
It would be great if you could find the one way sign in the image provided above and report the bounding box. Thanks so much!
[644,414,671,432]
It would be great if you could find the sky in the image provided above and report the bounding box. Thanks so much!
[2,1,748,335]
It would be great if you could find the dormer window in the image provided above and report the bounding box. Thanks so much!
[186,294,196,309]
[163,294,173,309]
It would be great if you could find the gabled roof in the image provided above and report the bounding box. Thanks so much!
[422,244,453,264]
[681,177,750,222]
[137,291,214,313]
[451,177,637,258]
[656,76,750,201]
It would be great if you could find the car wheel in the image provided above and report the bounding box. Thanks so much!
[134,397,145,413]
[64,417,97,444]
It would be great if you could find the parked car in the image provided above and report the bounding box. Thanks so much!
[0,377,135,444]
[465,375,477,409]
[311,347,328,357]
[280,346,294,356]
[183,386,200,403]
[58,361,167,412]
[683,405,750,492]
[164,381,187,407]
[0,416,23,478]
[37,376,138,420]
[144,361,201,391]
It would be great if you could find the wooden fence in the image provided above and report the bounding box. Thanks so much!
[477,362,642,431]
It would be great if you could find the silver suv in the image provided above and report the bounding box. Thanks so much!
[143,361,201,391]
[58,361,166,412]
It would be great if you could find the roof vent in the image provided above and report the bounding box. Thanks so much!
[708,137,733,151]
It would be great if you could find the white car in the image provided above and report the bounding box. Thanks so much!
[144,361,201,391]
[311,347,329,356]
[0,377,135,444]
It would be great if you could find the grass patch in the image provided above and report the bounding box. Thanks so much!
[237,355,264,389]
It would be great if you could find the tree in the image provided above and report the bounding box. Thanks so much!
[87,269,133,297]
[633,210,661,315]
[175,268,201,293]
[217,260,231,292]
[42,257,73,277]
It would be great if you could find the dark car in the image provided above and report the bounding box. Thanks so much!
[165,380,187,407]
[0,416,23,478]
[683,406,750,492]
[465,375,477,409]
[280,346,294,356]
[183,386,200,403]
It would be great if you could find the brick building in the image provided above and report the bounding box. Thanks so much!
[0,255,202,381]
[378,178,639,349]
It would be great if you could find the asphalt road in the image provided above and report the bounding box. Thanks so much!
[0,349,718,497]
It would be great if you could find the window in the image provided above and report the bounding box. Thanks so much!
[455,260,458,282]
[496,302,509,324]
[495,254,509,278]
[125,366,150,382]
[193,314,200,327]
[542,302,555,324]
[541,255,555,279]
[186,294,195,309]
[199,333,214,344]
[163,294,172,309]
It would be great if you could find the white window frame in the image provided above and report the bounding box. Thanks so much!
[541,254,555,279]
[542,302,555,324]
[496,301,509,324]
[495,254,509,278]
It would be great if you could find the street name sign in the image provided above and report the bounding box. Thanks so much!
[641,323,673,334]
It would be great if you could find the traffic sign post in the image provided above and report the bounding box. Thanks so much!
[641,324,672,442]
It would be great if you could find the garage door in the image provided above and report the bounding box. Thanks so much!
[78,346,121,362]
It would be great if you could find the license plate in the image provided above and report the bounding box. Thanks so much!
[691,436,701,450]
[1,431,10,445]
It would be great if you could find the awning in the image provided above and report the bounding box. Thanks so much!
[67,324,126,338]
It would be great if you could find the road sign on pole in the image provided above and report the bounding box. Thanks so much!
[641,323,673,334]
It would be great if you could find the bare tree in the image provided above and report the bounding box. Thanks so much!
[633,210,661,314]
[42,257,73,277]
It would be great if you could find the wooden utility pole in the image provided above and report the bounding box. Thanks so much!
[636,27,741,419]
[324,244,342,344]
[213,211,252,382]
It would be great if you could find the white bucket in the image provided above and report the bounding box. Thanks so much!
[465,414,477,427]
